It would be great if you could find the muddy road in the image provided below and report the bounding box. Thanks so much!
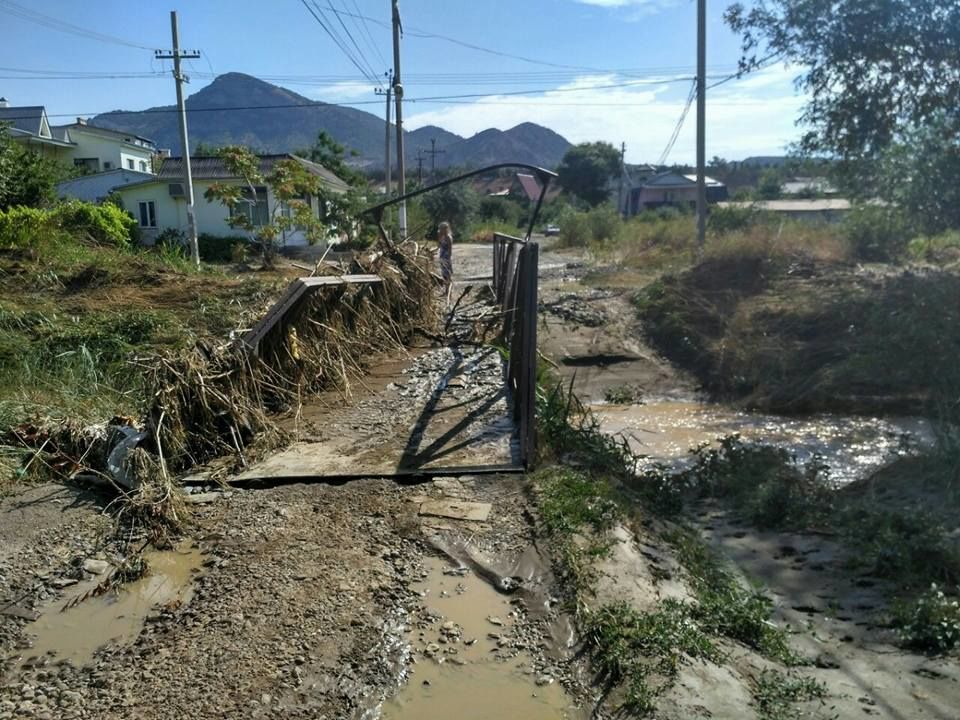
[1,238,957,719]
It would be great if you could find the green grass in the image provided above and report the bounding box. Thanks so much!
[752,670,828,720]
[583,599,721,715]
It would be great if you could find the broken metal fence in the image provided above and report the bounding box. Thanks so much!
[493,232,539,468]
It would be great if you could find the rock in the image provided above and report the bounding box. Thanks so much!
[50,578,78,589]
[82,559,110,575]
[260,694,272,705]
[536,675,554,686]
[441,621,456,631]
[486,616,504,626]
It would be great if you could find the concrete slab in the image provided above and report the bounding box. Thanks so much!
[418,500,492,522]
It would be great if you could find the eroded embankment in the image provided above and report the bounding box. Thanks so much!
[634,256,960,415]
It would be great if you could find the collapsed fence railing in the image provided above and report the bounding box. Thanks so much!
[493,233,539,468]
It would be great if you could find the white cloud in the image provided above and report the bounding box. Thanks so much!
[404,64,807,164]
[307,81,377,100]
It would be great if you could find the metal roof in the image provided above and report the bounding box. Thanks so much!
[54,121,156,148]
[515,173,542,202]
[57,169,155,203]
[0,106,45,135]
[123,154,350,193]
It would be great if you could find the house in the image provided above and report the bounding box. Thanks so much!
[0,100,74,159]
[57,169,155,203]
[781,177,839,197]
[612,163,657,214]
[625,172,728,215]
[113,154,350,246]
[0,99,157,172]
[51,119,156,174]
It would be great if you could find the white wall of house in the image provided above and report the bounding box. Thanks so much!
[63,129,154,173]
[116,180,326,246]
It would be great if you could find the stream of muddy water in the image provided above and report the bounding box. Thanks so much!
[592,400,933,483]
[14,544,203,670]
[381,557,582,720]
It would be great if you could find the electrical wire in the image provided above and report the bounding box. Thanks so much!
[348,0,388,71]
[0,0,155,50]
[300,0,381,85]
[656,79,697,166]
[322,0,384,85]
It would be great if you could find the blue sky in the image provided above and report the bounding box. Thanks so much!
[0,0,807,163]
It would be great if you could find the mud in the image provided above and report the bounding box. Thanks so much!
[381,556,581,720]
[17,544,203,669]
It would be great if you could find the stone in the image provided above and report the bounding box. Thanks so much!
[81,559,110,575]
[486,616,504,626]
[536,675,554,686]
[50,578,78,589]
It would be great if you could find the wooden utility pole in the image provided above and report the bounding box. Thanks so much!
[426,138,445,178]
[416,150,424,184]
[618,141,627,217]
[156,11,201,267]
[374,70,392,221]
[391,0,406,238]
[695,0,707,254]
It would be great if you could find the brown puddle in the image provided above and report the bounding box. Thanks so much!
[593,400,933,484]
[17,544,203,669]
[381,557,582,720]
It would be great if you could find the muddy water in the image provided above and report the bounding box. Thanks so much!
[593,400,933,484]
[18,544,203,668]
[381,557,581,720]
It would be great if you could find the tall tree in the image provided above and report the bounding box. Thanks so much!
[557,142,621,207]
[725,0,960,159]
[0,123,68,210]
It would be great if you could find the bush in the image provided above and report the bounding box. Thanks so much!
[894,584,960,653]
[908,231,960,264]
[197,233,251,263]
[0,206,51,249]
[842,204,913,261]
[708,204,764,234]
[557,204,622,247]
[54,201,135,248]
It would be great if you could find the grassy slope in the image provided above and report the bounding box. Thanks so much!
[0,241,292,430]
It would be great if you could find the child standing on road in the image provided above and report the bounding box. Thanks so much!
[437,221,453,304]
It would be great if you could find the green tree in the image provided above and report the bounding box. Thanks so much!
[420,183,477,235]
[204,146,353,266]
[300,131,365,188]
[725,1,960,159]
[875,115,960,235]
[557,142,621,207]
[754,169,783,200]
[0,123,68,210]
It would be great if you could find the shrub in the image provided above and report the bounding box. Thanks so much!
[587,204,621,242]
[908,231,960,264]
[893,584,960,654]
[842,204,913,261]
[0,206,52,249]
[54,201,135,248]
[557,204,622,247]
[197,233,251,262]
[708,204,763,234]
[557,209,592,247]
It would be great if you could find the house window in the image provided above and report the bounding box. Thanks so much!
[127,159,135,170]
[73,158,99,173]
[103,161,113,170]
[230,187,270,227]
[139,160,147,172]
[138,201,157,228]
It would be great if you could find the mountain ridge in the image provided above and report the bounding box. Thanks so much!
[92,73,570,171]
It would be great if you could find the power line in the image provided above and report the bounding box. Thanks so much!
[299,0,381,85]
[348,0,388,71]
[322,0,383,85]
[0,0,155,50]
[656,80,697,166]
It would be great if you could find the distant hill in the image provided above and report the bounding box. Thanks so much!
[92,73,570,171]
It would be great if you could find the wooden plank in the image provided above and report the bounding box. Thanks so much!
[243,274,383,351]
[520,242,539,467]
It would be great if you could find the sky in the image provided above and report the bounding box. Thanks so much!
[0,0,808,164]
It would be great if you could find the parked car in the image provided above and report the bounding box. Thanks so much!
[544,224,560,236]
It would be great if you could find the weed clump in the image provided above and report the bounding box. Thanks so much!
[893,583,960,654]
[752,669,827,720]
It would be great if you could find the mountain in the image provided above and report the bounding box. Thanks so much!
[91,73,571,171]
[93,73,386,159]
[445,123,571,169]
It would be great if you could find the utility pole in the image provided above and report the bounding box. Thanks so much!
[156,11,201,267]
[618,141,627,218]
[391,0,406,238]
[695,0,707,255]
[374,69,392,221]
[416,150,424,184]
[426,138,445,178]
